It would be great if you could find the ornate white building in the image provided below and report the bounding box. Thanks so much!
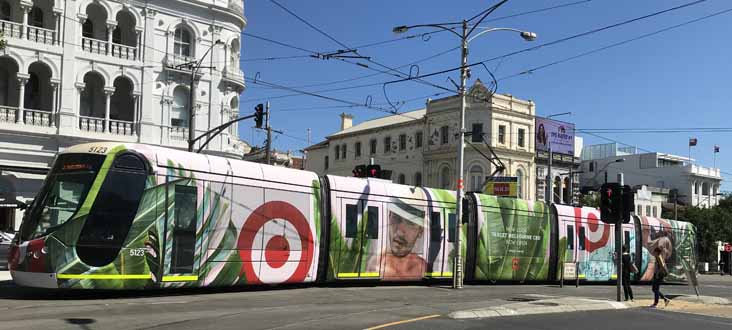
[306,81,537,200]
[0,0,248,232]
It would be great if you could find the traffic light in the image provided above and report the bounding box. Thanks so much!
[621,185,634,223]
[254,104,264,128]
[600,183,622,224]
[352,165,367,177]
[366,164,381,178]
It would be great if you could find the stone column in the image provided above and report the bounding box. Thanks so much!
[53,12,61,45]
[106,21,117,55]
[50,79,60,126]
[16,74,30,124]
[20,5,30,39]
[74,82,86,130]
[135,28,143,60]
[133,91,141,136]
[104,87,115,132]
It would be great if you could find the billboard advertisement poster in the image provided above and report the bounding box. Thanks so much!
[483,177,518,197]
[536,117,575,155]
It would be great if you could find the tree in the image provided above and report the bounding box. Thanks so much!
[579,191,599,208]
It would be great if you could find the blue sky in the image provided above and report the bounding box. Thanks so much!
[238,0,732,188]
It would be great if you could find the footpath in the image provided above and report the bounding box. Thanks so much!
[449,294,731,320]
[0,271,10,282]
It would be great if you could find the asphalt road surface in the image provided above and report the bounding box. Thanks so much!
[0,274,730,330]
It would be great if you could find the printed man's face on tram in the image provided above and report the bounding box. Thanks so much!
[388,212,423,257]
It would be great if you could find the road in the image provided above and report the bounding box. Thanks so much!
[0,274,730,329]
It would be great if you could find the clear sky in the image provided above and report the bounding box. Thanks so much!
[238,0,732,189]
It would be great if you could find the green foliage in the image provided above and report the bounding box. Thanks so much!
[579,192,599,208]
[675,195,732,262]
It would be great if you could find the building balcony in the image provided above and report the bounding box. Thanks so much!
[222,66,246,89]
[169,126,189,141]
[228,0,245,17]
[685,164,720,178]
[164,54,196,69]
[80,37,140,61]
[79,116,135,136]
[0,106,55,127]
[0,19,59,45]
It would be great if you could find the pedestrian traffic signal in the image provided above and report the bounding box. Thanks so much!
[366,164,382,178]
[352,165,367,177]
[254,104,264,128]
[621,185,634,224]
[600,183,623,224]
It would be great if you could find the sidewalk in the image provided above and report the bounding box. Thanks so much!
[448,295,730,320]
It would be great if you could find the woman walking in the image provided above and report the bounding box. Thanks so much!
[621,245,634,302]
[650,246,670,308]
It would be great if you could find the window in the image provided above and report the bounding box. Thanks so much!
[399,134,407,151]
[415,131,423,148]
[518,128,526,147]
[567,225,574,250]
[637,205,642,215]
[624,231,631,249]
[440,126,449,145]
[171,185,198,273]
[76,154,148,267]
[29,7,43,28]
[0,2,10,21]
[345,204,358,238]
[324,156,329,170]
[171,86,190,128]
[341,144,347,159]
[334,145,340,160]
[516,169,524,199]
[366,206,378,239]
[498,125,506,144]
[398,174,406,184]
[589,162,595,172]
[174,27,193,57]
[355,142,361,157]
[652,206,657,217]
[471,123,483,142]
[414,172,422,187]
[646,206,651,217]
[430,212,442,242]
[440,166,451,189]
[578,227,586,251]
[82,19,94,38]
[470,165,484,192]
[447,213,456,243]
[384,136,391,153]
[370,139,377,155]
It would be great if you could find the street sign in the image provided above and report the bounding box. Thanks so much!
[483,176,518,197]
[563,262,577,280]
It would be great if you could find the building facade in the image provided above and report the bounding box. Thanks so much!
[0,0,248,232]
[306,81,537,200]
[580,143,722,208]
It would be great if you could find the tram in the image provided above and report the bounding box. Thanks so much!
[8,143,697,289]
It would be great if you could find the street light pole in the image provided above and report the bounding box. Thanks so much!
[185,40,224,152]
[454,19,469,289]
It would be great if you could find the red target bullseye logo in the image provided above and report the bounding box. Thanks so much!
[237,201,314,284]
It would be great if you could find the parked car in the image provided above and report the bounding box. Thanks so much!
[0,231,15,271]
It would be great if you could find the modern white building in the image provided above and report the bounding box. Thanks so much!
[0,0,248,232]
[580,143,722,208]
[306,81,537,200]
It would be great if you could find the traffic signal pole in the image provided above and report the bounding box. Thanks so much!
[616,172,624,302]
[265,102,272,165]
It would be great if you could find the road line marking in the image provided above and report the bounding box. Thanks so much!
[364,314,441,330]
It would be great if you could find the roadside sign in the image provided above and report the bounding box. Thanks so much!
[563,262,577,280]
[483,177,518,197]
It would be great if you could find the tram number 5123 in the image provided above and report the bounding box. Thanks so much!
[129,248,146,257]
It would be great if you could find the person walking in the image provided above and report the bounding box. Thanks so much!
[650,246,670,308]
[621,245,635,302]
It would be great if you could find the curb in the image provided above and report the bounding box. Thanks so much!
[672,295,730,305]
[448,298,629,319]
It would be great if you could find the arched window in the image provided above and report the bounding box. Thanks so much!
[82,19,94,38]
[516,169,524,199]
[469,165,484,192]
[440,166,451,189]
[174,27,193,58]
[0,2,11,21]
[563,177,571,204]
[171,86,189,128]
[414,172,422,187]
[398,174,406,185]
[29,7,43,28]
[553,176,562,204]
[230,38,240,69]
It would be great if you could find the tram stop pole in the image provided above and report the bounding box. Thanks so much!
[615,172,624,302]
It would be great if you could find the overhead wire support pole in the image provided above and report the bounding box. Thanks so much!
[453,19,469,290]
[265,101,272,165]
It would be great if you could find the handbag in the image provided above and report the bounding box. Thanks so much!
[630,263,639,274]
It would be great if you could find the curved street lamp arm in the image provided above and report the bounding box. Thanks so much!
[467,27,527,43]
[399,23,463,39]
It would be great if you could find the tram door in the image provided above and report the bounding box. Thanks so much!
[425,208,453,278]
[163,177,200,283]
[337,199,382,279]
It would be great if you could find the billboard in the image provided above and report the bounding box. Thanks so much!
[483,177,518,197]
[536,117,575,156]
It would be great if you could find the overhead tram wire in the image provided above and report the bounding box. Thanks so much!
[498,7,732,82]
[383,0,709,85]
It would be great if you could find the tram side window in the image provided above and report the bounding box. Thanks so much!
[447,213,456,243]
[174,186,197,231]
[366,206,379,239]
[578,227,586,251]
[430,212,442,242]
[567,224,574,250]
[345,204,358,238]
[171,185,198,274]
[624,231,631,249]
